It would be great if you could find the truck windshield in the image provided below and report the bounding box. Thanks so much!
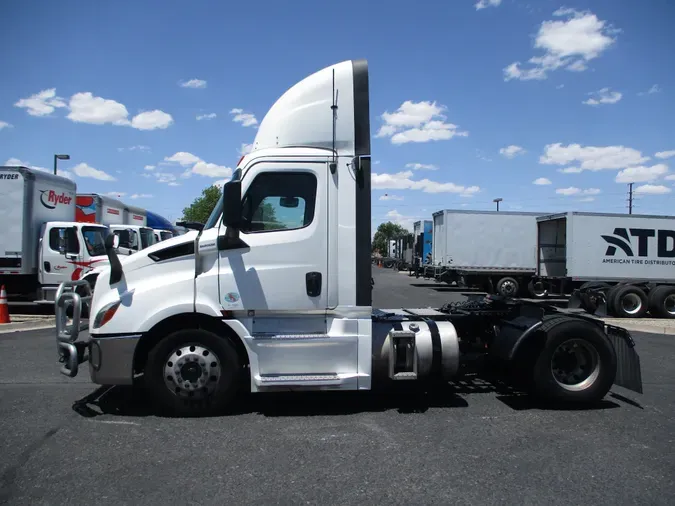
[160,231,173,241]
[204,168,242,229]
[140,228,156,249]
[82,226,110,257]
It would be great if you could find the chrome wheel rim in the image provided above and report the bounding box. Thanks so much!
[500,280,517,296]
[621,293,642,315]
[532,282,546,297]
[163,344,221,399]
[664,294,675,316]
[550,339,600,392]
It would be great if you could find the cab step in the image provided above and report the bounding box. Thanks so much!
[389,330,418,380]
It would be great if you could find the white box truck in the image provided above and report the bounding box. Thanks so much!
[432,210,546,297]
[54,59,642,416]
[0,166,111,303]
[534,212,675,318]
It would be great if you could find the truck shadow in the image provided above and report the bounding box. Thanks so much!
[71,374,622,419]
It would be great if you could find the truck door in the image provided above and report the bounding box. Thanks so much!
[39,224,78,286]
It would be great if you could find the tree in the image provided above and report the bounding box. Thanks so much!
[182,185,221,224]
[372,221,409,254]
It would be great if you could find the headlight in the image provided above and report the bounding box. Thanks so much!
[92,300,121,329]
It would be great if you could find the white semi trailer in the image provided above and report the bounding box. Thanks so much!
[534,212,675,318]
[55,60,642,416]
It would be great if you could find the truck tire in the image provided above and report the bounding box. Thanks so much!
[648,285,675,318]
[145,328,241,416]
[605,284,622,316]
[531,319,616,404]
[527,279,547,299]
[496,277,519,298]
[611,285,648,318]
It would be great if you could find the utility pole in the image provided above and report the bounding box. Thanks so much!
[627,183,633,215]
[493,198,503,212]
[53,154,70,175]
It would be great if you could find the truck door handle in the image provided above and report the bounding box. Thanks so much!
[65,254,77,260]
[306,272,322,297]
[44,261,51,272]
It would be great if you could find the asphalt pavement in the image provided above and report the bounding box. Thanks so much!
[0,268,673,505]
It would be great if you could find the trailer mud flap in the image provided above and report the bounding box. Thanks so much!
[606,325,643,394]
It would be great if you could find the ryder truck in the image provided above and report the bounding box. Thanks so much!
[55,60,642,416]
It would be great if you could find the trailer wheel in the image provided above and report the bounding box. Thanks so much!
[527,279,548,299]
[145,328,241,416]
[532,320,616,404]
[605,284,622,316]
[648,285,675,318]
[496,277,519,298]
[611,285,648,318]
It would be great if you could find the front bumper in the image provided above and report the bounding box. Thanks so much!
[55,280,139,385]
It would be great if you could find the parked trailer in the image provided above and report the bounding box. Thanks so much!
[0,166,110,302]
[533,211,675,318]
[55,59,642,416]
[393,234,413,270]
[411,220,433,277]
[432,210,547,297]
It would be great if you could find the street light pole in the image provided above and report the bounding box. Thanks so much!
[493,198,503,211]
[53,154,70,175]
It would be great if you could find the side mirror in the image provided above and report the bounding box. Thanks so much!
[116,230,131,249]
[105,234,120,250]
[280,196,299,208]
[64,228,79,255]
[222,181,242,228]
[176,221,204,232]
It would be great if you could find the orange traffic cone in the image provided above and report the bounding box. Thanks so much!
[0,285,10,324]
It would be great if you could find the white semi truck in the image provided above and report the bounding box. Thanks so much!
[0,166,111,303]
[55,60,643,416]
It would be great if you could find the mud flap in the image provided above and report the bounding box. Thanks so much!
[569,289,608,318]
[605,324,643,394]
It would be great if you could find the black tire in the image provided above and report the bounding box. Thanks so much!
[611,285,648,318]
[605,284,622,316]
[530,319,617,404]
[496,277,519,298]
[145,328,241,416]
[648,285,675,319]
[527,279,548,299]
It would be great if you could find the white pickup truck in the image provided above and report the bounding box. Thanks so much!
[55,60,643,416]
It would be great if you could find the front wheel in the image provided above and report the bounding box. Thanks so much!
[145,329,241,416]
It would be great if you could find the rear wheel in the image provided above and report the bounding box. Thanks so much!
[648,285,675,318]
[496,277,519,298]
[145,329,241,416]
[527,279,548,299]
[531,320,616,404]
[611,285,648,318]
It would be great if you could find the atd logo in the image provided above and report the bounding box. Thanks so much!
[602,228,675,258]
[40,190,73,210]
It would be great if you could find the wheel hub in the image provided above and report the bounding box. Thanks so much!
[550,339,600,392]
[664,294,675,315]
[621,293,642,315]
[163,344,221,399]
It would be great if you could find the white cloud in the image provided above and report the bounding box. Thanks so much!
[655,150,675,160]
[130,193,152,199]
[533,177,552,185]
[154,172,178,184]
[579,196,595,202]
[180,79,207,89]
[500,145,526,158]
[72,162,116,181]
[372,170,480,196]
[635,184,671,195]
[615,164,669,183]
[196,113,217,121]
[504,9,617,81]
[540,143,649,172]
[168,181,181,187]
[191,161,232,178]
[14,88,67,117]
[4,157,73,179]
[67,93,173,130]
[664,174,675,181]
[118,145,150,152]
[230,108,258,127]
[638,84,661,96]
[239,143,253,155]
[144,165,155,171]
[555,187,601,196]
[379,194,404,201]
[558,166,583,173]
[475,0,501,10]
[375,101,468,144]
[405,163,438,171]
[385,210,417,231]
[583,87,622,106]
[164,152,202,166]
[131,110,174,130]
[0,121,13,130]
[67,92,130,125]
[106,192,126,198]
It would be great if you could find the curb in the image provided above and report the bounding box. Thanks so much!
[601,319,675,336]
[0,319,56,334]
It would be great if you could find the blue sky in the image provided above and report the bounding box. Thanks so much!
[1,0,674,230]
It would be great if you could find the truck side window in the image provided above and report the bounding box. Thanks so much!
[49,228,79,253]
[240,172,317,233]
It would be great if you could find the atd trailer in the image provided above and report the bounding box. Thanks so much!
[55,60,642,416]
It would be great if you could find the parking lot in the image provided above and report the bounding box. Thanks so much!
[1,268,674,505]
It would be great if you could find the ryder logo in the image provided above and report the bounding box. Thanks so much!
[601,228,675,258]
[40,190,73,210]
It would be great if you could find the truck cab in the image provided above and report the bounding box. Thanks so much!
[153,229,174,242]
[109,224,156,255]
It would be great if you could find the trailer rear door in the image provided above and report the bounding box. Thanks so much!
[0,169,25,272]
